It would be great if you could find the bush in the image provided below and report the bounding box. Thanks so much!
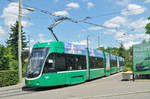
[0,70,18,87]
[9,59,18,70]
[124,60,132,72]
[124,67,132,72]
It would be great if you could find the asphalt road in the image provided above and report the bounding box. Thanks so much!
[1,73,150,99]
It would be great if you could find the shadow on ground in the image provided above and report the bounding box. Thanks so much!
[22,85,69,92]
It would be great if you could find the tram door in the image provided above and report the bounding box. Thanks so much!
[43,53,67,86]
[54,54,67,85]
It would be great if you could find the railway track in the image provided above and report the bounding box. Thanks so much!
[0,85,67,98]
[0,86,36,98]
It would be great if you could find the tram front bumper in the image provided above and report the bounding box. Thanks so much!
[25,79,42,87]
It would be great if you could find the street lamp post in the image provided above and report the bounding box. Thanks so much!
[18,0,34,83]
[98,32,100,48]
[86,35,90,80]
[18,0,22,82]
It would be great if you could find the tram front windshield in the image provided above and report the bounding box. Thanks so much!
[26,47,50,78]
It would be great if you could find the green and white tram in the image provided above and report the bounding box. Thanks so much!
[25,41,124,87]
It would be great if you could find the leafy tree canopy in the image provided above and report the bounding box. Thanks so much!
[0,45,14,70]
[145,17,150,35]
[6,21,27,60]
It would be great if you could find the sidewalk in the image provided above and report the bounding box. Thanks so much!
[0,78,25,91]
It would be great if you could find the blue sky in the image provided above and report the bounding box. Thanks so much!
[0,0,150,49]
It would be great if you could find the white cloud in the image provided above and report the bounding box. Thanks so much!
[87,2,94,8]
[1,2,31,27]
[66,2,80,9]
[104,16,126,28]
[22,21,32,27]
[114,28,150,49]
[128,18,149,32]
[104,23,120,28]
[103,15,149,49]
[0,26,6,35]
[104,29,117,34]
[38,33,52,43]
[116,33,150,49]
[144,0,150,3]
[124,41,140,49]
[88,26,102,31]
[116,0,131,6]
[31,33,52,46]
[121,4,146,16]
[117,33,150,49]
[134,34,150,40]
[53,10,69,16]
[0,26,7,40]
[107,0,131,6]
[117,33,149,42]
[115,30,126,41]
[71,40,87,46]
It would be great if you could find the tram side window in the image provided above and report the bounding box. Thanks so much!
[122,61,123,66]
[123,61,125,66]
[81,56,86,69]
[115,60,117,66]
[66,54,76,70]
[76,55,86,70]
[55,54,66,71]
[43,53,66,73]
[97,57,104,68]
[119,61,122,66]
[111,59,117,67]
[120,61,124,66]
[90,57,104,69]
[65,54,86,70]
[43,54,55,73]
[93,57,99,68]
[90,57,95,69]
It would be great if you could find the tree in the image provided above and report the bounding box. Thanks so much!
[124,46,133,71]
[0,45,14,70]
[141,39,147,44]
[6,21,27,60]
[105,47,119,56]
[6,21,28,70]
[118,43,125,58]
[145,17,150,35]
[0,45,9,70]
[97,46,105,51]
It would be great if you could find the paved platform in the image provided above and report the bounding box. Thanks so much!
[1,73,150,99]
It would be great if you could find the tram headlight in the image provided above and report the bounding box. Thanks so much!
[36,81,40,85]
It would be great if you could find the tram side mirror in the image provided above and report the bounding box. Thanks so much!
[48,59,53,63]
